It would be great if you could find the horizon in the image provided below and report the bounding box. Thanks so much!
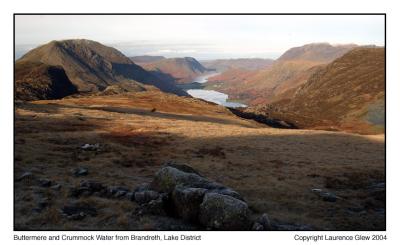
[15,15,384,60]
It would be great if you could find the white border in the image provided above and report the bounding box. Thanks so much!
[1,0,399,244]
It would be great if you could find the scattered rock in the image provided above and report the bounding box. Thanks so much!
[136,194,168,216]
[125,192,135,201]
[37,198,50,209]
[199,192,251,230]
[50,184,62,190]
[255,213,272,230]
[61,203,97,220]
[106,186,130,198]
[80,143,100,151]
[172,186,207,222]
[16,172,33,182]
[39,179,52,187]
[133,183,151,193]
[134,190,160,204]
[80,180,105,192]
[312,188,337,202]
[73,167,88,177]
[252,222,264,231]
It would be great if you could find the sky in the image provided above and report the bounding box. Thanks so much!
[15,15,385,60]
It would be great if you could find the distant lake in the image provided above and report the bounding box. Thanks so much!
[183,72,247,108]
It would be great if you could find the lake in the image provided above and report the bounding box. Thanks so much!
[184,73,247,108]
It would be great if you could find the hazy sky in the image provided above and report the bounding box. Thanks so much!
[15,15,385,60]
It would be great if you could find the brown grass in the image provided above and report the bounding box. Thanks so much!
[14,92,385,230]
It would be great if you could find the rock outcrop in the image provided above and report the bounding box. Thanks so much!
[137,163,252,230]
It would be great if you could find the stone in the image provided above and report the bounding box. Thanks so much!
[136,195,168,216]
[172,186,207,222]
[51,184,62,190]
[150,166,216,193]
[133,183,151,193]
[73,167,88,177]
[39,179,52,187]
[199,193,251,230]
[69,187,91,198]
[257,213,272,230]
[252,222,264,231]
[311,188,337,202]
[208,188,245,201]
[80,143,100,151]
[80,180,105,192]
[125,192,135,201]
[165,161,203,176]
[134,190,160,204]
[61,203,97,220]
[17,172,33,182]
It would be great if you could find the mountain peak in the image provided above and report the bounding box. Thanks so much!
[278,43,357,62]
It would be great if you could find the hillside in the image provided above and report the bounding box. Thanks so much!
[205,43,356,105]
[141,57,209,84]
[15,61,77,101]
[201,58,274,72]
[17,39,187,96]
[277,43,358,62]
[15,90,384,230]
[246,47,385,134]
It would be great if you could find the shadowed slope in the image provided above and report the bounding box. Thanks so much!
[18,39,187,96]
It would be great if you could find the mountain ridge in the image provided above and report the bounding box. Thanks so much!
[17,39,187,96]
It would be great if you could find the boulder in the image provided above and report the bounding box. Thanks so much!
[172,186,207,222]
[257,213,272,230]
[107,186,130,198]
[199,193,251,230]
[150,166,208,193]
[150,165,225,193]
[208,188,245,201]
[165,161,203,176]
[134,190,160,204]
[136,194,168,216]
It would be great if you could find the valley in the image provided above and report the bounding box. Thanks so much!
[14,38,385,231]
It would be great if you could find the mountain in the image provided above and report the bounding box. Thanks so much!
[277,43,358,62]
[140,57,209,83]
[205,43,357,105]
[15,61,77,101]
[17,39,187,96]
[201,58,274,72]
[246,47,385,134]
[130,55,166,65]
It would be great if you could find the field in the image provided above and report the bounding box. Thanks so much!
[14,91,385,230]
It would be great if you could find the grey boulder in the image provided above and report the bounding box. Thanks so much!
[199,192,251,230]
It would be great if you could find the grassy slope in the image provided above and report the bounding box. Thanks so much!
[15,91,384,230]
